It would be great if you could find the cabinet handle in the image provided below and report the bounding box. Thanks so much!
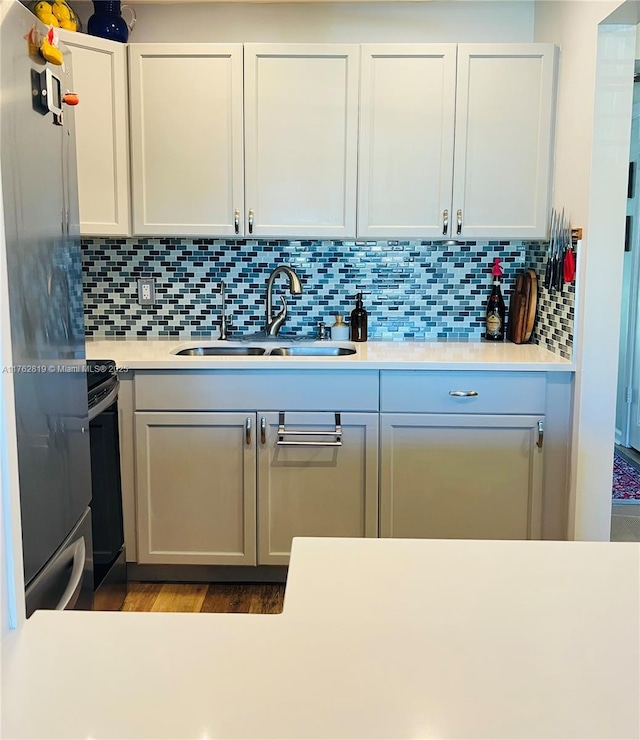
[248,209,254,234]
[448,390,478,397]
[442,209,449,236]
[234,209,240,234]
[245,417,252,445]
[537,420,544,448]
[260,416,266,445]
[456,209,463,235]
[276,412,342,447]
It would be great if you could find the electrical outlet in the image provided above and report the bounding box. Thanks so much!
[137,278,155,306]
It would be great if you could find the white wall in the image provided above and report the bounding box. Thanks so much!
[535,2,621,223]
[74,0,535,43]
[1,0,27,639]
[0,148,25,639]
[535,1,638,540]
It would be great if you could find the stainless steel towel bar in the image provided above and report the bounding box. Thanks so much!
[276,412,342,447]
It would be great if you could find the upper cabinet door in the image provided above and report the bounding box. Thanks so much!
[244,44,360,238]
[357,45,457,239]
[129,44,244,237]
[452,44,558,240]
[59,31,130,236]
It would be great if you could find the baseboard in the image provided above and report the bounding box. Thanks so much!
[126,563,288,583]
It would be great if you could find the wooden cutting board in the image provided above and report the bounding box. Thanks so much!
[507,270,537,344]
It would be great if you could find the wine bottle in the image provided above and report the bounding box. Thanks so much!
[485,258,506,341]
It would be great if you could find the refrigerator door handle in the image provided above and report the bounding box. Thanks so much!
[55,537,86,611]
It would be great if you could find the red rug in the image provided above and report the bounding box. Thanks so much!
[613,452,640,501]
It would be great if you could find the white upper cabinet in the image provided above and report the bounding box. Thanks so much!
[357,45,457,239]
[128,44,245,236]
[244,44,360,238]
[452,44,557,240]
[59,31,130,236]
[357,43,557,240]
[119,41,556,239]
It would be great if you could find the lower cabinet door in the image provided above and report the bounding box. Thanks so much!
[257,411,379,565]
[135,412,256,565]
[380,414,544,540]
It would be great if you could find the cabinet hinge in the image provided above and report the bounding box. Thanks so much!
[626,387,633,405]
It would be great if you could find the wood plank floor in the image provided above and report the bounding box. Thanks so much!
[121,583,285,614]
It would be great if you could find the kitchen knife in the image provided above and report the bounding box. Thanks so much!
[564,224,577,283]
[544,209,555,290]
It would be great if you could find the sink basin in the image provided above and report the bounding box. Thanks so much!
[269,346,356,357]
[174,346,267,356]
[171,341,356,358]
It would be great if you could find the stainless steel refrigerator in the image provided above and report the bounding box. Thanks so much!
[1,0,93,616]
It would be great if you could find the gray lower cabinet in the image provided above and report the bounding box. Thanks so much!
[135,409,379,566]
[257,411,379,565]
[129,369,561,568]
[135,412,257,565]
[380,414,544,540]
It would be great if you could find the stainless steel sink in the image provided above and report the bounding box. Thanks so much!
[174,346,267,356]
[269,346,356,357]
[172,341,357,357]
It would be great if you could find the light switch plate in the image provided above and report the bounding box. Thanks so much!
[137,278,155,306]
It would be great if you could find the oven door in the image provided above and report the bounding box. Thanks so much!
[89,402,124,571]
[88,376,125,599]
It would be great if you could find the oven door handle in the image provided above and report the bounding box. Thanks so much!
[88,380,119,422]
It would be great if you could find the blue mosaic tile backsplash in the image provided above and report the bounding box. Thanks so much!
[82,237,532,340]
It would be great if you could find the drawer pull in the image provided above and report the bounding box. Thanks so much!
[448,390,479,397]
[245,417,252,445]
[277,412,342,448]
[537,420,544,448]
[260,416,266,445]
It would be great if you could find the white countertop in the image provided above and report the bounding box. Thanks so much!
[2,538,638,739]
[86,338,574,371]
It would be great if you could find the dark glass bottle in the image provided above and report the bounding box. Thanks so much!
[485,277,506,341]
[350,293,368,342]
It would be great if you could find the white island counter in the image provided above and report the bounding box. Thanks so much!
[2,537,638,739]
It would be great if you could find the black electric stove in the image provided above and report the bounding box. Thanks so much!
[86,359,126,610]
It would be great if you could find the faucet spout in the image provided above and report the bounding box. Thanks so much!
[265,265,303,336]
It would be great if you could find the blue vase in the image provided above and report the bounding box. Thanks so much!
[87,1,135,44]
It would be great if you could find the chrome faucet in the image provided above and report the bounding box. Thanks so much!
[218,280,228,340]
[265,265,303,336]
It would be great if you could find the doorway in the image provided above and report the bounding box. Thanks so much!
[613,61,640,540]
[616,61,640,455]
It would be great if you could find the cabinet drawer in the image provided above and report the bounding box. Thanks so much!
[380,371,546,414]
[135,370,379,412]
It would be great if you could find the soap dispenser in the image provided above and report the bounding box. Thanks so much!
[350,293,368,342]
[331,314,349,341]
